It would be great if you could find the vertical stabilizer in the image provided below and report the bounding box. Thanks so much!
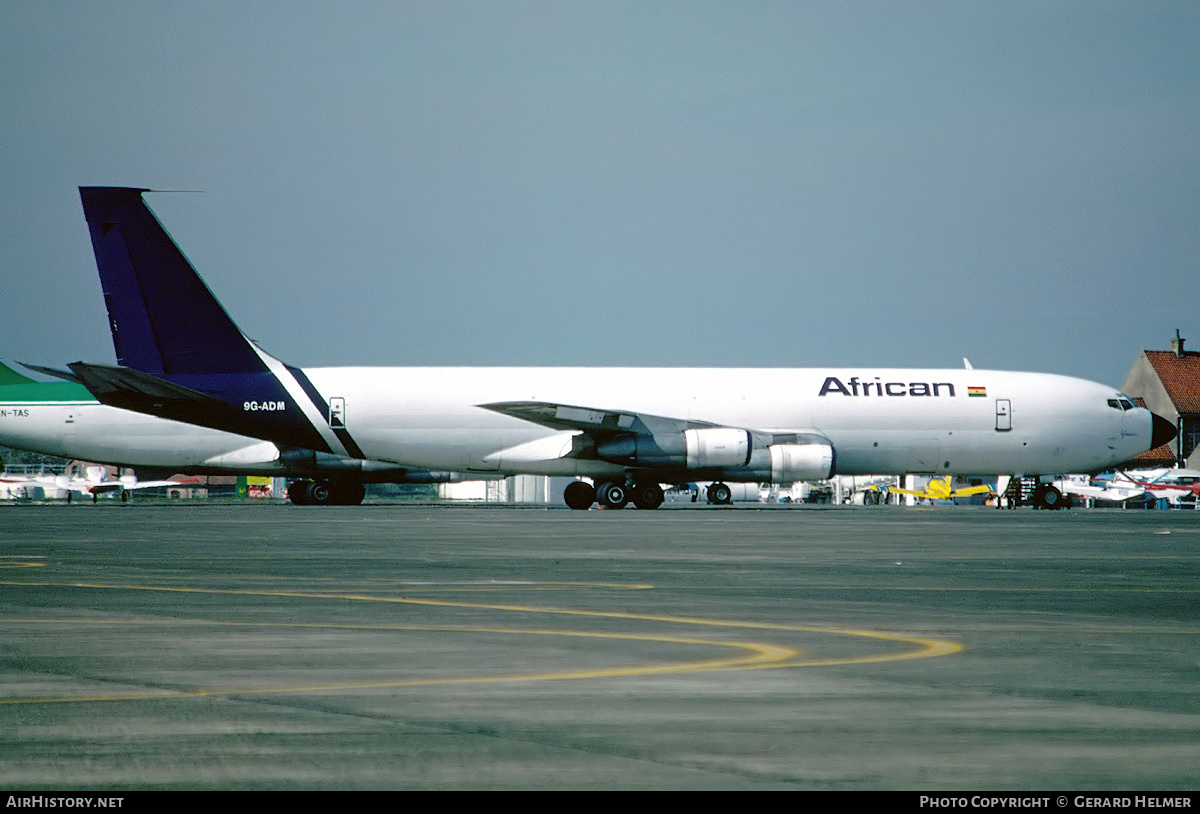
[73,188,347,456]
[78,187,270,375]
[0,360,37,386]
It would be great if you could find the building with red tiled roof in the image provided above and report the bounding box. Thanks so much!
[1121,330,1200,468]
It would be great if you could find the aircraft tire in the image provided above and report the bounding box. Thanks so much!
[707,482,733,505]
[1034,484,1066,510]
[287,480,313,505]
[307,480,333,505]
[564,480,596,510]
[596,481,628,510]
[630,482,664,510]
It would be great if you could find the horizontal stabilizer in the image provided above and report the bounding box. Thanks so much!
[67,361,225,407]
[18,362,83,384]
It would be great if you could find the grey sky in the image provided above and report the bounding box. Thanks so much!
[2,1,1196,387]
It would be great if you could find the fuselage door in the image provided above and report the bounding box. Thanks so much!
[329,397,346,430]
[995,399,1012,432]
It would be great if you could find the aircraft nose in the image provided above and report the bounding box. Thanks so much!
[1150,413,1177,451]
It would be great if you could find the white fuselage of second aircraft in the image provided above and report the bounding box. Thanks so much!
[282,365,1153,479]
[0,389,291,474]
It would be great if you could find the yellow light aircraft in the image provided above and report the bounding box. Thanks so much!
[889,476,994,503]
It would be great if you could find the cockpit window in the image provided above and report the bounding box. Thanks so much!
[1107,396,1137,411]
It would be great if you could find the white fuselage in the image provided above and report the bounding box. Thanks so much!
[288,366,1152,479]
[0,395,285,473]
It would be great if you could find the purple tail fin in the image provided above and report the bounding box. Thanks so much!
[79,187,269,375]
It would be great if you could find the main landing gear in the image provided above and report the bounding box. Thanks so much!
[705,482,733,505]
[563,479,666,510]
[563,479,736,510]
[287,479,367,506]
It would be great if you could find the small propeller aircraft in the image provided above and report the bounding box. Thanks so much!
[887,475,995,504]
[0,465,181,502]
[1107,469,1200,507]
[1053,473,1146,507]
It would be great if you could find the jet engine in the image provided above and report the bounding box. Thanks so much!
[593,424,834,483]
[685,428,752,468]
[767,443,834,482]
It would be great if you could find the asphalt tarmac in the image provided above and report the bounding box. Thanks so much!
[0,501,1197,790]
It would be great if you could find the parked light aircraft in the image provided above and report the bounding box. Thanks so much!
[1104,469,1200,507]
[1052,473,1146,507]
[888,475,994,504]
[0,359,475,504]
[52,187,1178,511]
[0,464,179,502]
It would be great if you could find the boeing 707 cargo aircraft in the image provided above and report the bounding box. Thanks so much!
[54,187,1175,510]
[1,359,471,504]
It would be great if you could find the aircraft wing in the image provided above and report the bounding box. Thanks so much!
[480,400,829,445]
[1115,471,1200,495]
[480,401,716,439]
[1063,484,1143,503]
[120,478,184,491]
[0,475,62,499]
[477,400,714,465]
[948,484,995,497]
[479,400,835,479]
[79,481,124,495]
[887,486,932,498]
[54,478,181,496]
